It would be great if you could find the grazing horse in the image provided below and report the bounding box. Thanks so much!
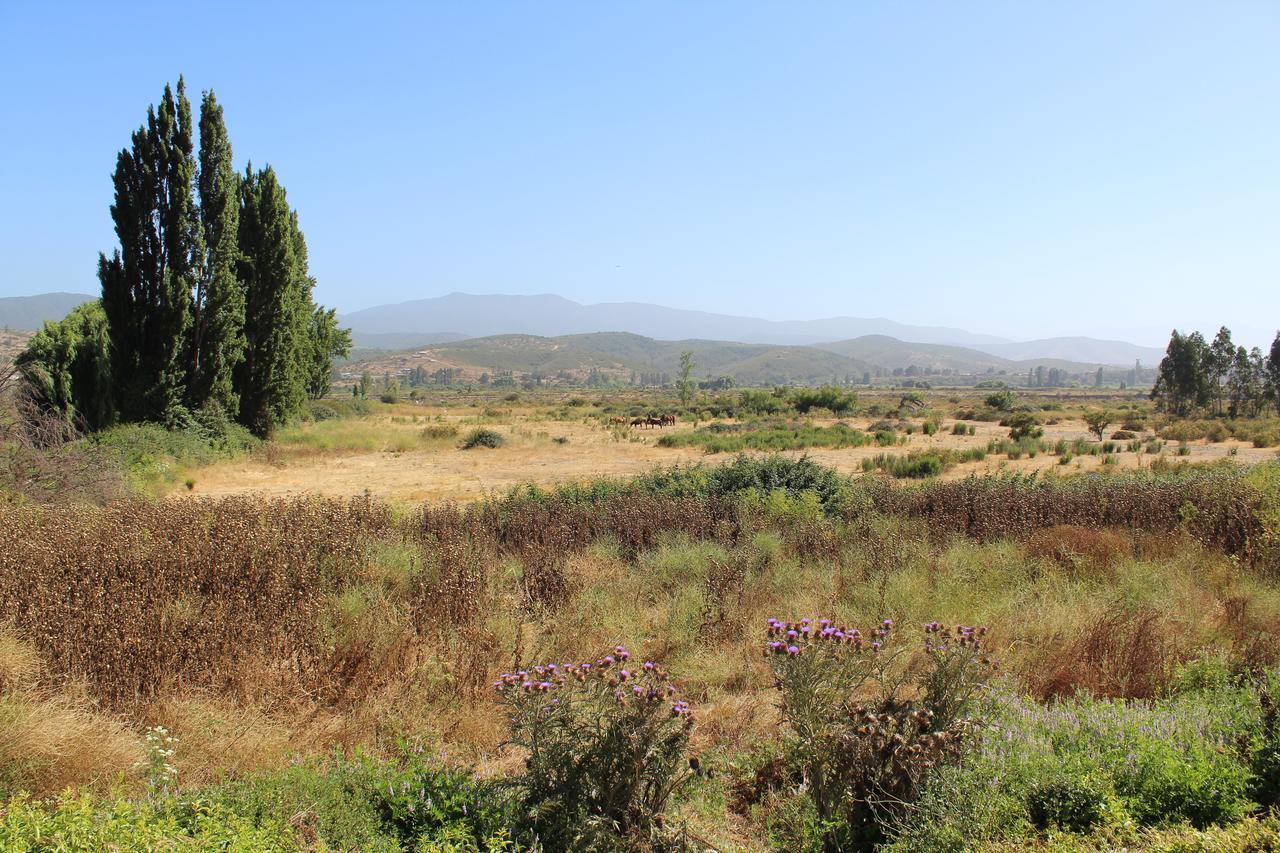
[646,416,664,428]
[630,417,648,427]
[661,414,676,427]
[609,416,627,425]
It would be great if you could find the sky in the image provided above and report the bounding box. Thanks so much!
[1,2,1277,347]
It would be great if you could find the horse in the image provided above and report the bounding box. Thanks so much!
[609,416,627,425]
[661,414,676,427]
[646,416,664,428]
[630,417,648,428]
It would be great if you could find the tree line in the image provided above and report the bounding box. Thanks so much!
[1151,327,1280,418]
[18,79,350,437]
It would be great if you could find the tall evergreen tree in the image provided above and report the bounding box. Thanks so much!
[187,90,245,415]
[234,165,312,436]
[99,79,198,423]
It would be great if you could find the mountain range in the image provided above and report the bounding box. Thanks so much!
[338,292,1166,366]
[0,290,1168,368]
[0,293,95,331]
[341,330,1153,389]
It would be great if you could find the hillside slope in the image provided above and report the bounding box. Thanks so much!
[0,293,95,330]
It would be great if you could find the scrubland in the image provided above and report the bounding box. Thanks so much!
[4,445,1280,848]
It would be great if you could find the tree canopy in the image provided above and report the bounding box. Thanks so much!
[19,79,350,437]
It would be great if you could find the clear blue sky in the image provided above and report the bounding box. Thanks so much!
[1,1,1277,346]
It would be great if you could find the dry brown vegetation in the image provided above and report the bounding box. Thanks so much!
[2,463,1278,827]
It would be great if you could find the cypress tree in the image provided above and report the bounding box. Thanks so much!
[99,79,198,423]
[188,90,245,415]
[234,165,311,436]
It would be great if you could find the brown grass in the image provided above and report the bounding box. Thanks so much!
[0,690,143,797]
[1026,525,1133,570]
[1025,606,1175,700]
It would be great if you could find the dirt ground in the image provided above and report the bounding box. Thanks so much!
[175,409,1280,505]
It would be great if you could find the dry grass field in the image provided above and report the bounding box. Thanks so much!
[174,395,1279,504]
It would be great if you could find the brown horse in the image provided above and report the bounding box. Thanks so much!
[646,416,664,428]
[661,414,676,427]
[630,417,648,427]
[609,416,627,425]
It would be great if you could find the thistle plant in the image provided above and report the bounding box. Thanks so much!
[494,646,693,849]
[765,617,996,850]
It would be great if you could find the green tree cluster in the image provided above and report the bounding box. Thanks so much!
[1152,327,1280,419]
[18,79,350,437]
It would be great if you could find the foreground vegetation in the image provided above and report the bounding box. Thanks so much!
[3,454,1280,849]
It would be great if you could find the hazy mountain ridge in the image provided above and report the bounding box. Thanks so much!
[340,292,1006,347]
[340,292,1160,364]
[0,293,95,330]
[343,330,1124,389]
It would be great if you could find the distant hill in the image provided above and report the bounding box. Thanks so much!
[972,336,1165,366]
[340,330,1118,388]
[340,291,1161,365]
[0,293,95,330]
[340,291,1007,348]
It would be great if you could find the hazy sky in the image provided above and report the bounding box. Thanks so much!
[1,2,1277,346]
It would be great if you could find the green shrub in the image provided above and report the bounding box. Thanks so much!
[1006,412,1043,441]
[1026,774,1110,833]
[204,750,509,850]
[791,385,857,416]
[985,391,1016,412]
[0,793,296,850]
[657,420,868,454]
[461,428,505,449]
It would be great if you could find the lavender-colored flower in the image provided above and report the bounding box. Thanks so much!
[643,661,655,671]
[787,645,800,656]
[786,629,798,640]
[619,669,631,681]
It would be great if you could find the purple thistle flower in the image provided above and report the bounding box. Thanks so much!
[787,645,800,656]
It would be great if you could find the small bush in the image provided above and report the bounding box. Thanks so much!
[1026,774,1110,833]
[422,423,459,440]
[1006,412,1043,441]
[461,428,504,449]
